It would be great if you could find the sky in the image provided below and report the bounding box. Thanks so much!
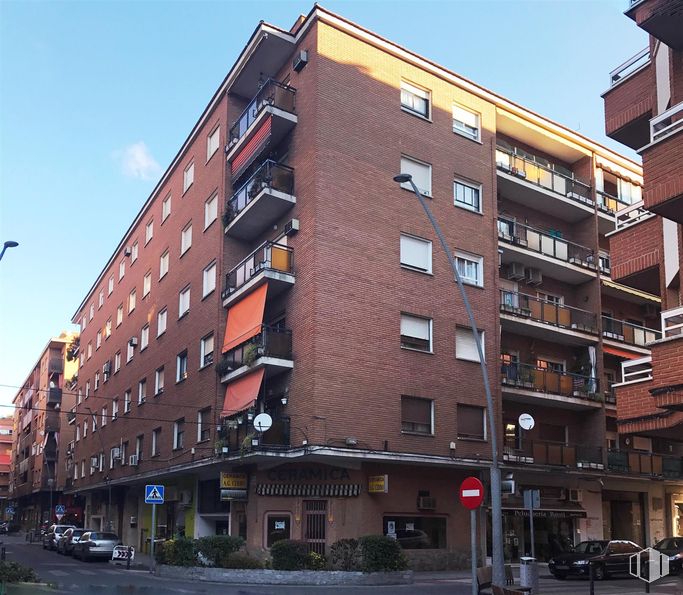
[0,0,647,409]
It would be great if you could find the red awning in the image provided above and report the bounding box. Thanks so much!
[222,368,265,417]
[231,115,272,177]
[603,345,641,359]
[222,283,268,353]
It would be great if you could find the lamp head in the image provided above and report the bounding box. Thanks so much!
[393,173,412,184]
[3,241,18,249]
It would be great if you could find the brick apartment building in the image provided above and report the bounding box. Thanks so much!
[10,333,80,528]
[68,4,682,565]
[602,0,683,539]
[0,417,14,515]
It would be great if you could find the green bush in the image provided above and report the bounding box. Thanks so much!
[156,537,197,566]
[0,561,39,583]
[221,552,263,569]
[270,539,310,570]
[329,538,361,571]
[358,535,408,572]
[306,551,327,570]
[196,535,244,567]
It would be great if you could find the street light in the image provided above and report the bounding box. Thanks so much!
[393,173,505,586]
[0,241,19,262]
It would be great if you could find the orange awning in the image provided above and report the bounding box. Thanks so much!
[603,345,641,359]
[221,368,265,417]
[222,283,268,353]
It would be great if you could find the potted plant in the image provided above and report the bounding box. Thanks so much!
[243,343,260,367]
[215,357,233,377]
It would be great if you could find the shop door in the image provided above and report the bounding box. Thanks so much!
[304,500,326,555]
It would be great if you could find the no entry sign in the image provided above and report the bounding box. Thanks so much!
[459,477,484,510]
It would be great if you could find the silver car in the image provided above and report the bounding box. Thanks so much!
[57,527,90,555]
[73,531,122,561]
[42,524,76,551]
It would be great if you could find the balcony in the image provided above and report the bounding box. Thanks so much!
[650,310,683,411]
[48,358,64,374]
[220,325,293,383]
[602,48,652,150]
[602,316,661,352]
[626,0,683,50]
[501,360,601,410]
[495,147,594,221]
[47,386,62,405]
[607,449,683,478]
[224,160,295,240]
[226,79,297,180]
[503,442,604,470]
[500,291,598,345]
[44,411,60,433]
[498,219,597,284]
[222,241,294,308]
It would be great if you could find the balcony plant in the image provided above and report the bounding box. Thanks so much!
[243,343,260,367]
[215,357,232,377]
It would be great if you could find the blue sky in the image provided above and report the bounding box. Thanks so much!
[0,0,646,408]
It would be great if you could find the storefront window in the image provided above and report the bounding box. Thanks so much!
[266,514,291,547]
[382,516,446,549]
[198,479,230,514]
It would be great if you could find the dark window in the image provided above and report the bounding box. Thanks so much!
[266,515,291,548]
[401,396,432,434]
[457,405,485,440]
[538,423,565,443]
[197,479,230,514]
[383,516,446,549]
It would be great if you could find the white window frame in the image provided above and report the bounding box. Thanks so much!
[176,351,188,382]
[145,220,154,244]
[155,367,164,395]
[83,420,88,438]
[136,436,143,460]
[131,241,139,263]
[173,419,184,450]
[138,379,146,405]
[101,407,107,427]
[128,288,136,313]
[94,371,100,390]
[204,193,218,230]
[152,429,160,457]
[126,342,134,363]
[207,127,220,161]
[76,424,81,441]
[200,333,214,368]
[112,399,119,420]
[178,285,190,318]
[157,307,167,336]
[400,314,433,353]
[143,272,151,297]
[181,223,192,255]
[455,326,485,363]
[455,251,484,287]
[108,275,114,295]
[452,104,481,142]
[105,319,112,338]
[140,324,149,350]
[183,162,194,193]
[116,304,123,327]
[98,290,104,309]
[162,193,171,222]
[400,234,432,274]
[160,250,169,279]
[453,178,482,213]
[202,261,217,297]
[399,155,432,197]
[87,343,92,359]
[400,80,431,119]
[119,259,125,280]
[96,330,102,350]
[114,351,121,373]
[89,304,94,320]
[124,390,131,413]
[197,408,210,442]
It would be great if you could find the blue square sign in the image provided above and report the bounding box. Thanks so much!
[145,484,164,504]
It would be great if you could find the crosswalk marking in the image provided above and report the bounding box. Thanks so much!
[77,569,97,575]
[48,570,69,577]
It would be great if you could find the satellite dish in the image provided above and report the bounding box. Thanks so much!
[518,413,535,431]
[253,413,273,433]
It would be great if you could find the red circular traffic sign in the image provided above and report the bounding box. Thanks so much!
[459,476,485,509]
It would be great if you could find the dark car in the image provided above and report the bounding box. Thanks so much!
[42,524,76,551]
[549,539,642,580]
[653,537,683,575]
[57,528,90,556]
[73,531,122,561]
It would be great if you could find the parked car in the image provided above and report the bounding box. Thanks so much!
[57,528,90,556]
[42,524,76,551]
[548,539,642,580]
[73,531,122,561]
[653,537,683,575]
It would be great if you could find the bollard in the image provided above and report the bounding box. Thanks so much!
[126,546,132,570]
[589,561,595,595]
[1,546,5,561]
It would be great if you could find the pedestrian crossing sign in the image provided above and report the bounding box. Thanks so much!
[145,484,164,504]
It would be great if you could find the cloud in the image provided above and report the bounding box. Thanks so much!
[115,141,161,181]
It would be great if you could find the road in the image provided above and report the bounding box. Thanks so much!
[1,534,681,594]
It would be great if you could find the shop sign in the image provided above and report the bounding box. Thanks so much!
[220,472,247,489]
[368,475,388,494]
[512,509,586,519]
[266,466,351,481]
[221,489,248,501]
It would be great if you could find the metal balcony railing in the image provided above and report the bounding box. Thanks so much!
[223,325,293,369]
[619,356,652,383]
[228,79,296,146]
[225,160,294,223]
[607,450,683,478]
[500,291,598,334]
[223,241,293,297]
[504,441,601,467]
[48,358,64,374]
[609,47,650,87]
[650,102,683,144]
[614,200,654,230]
[495,147,592,205]
[498,219,597,269]
[596,190,632,215]
[501,360,599,400]
[47,387,63,405]
[662,306,683,338]
[602,316,661,346]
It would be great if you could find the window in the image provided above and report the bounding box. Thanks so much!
[76,424,81,441]
[383,516,446,549]
[143,272,151,297]
[157,308,167,336]
[399,156,432,196]
[173,419,185,450]
[266,514,291,548]
[101,407,107,427]
[159,250,169,279]
[178,285,190,317]
[145,220,154,244]
[124,390,131,413]
[98,290,104,309]
[77,388,82,404]
[87,342,92,359]
[181,223,192,255]
[81,460,85,478]
[140,324,149,350]
[128,288,136,313]
[197,408,211,442]
[400,234,432,273]
[155,367,164,395]
[86,380,90,398]
[200,333,214,367]
[401,396,433,434]
[400,314,432,352]
[112,399,119,420]
[455,251,483,287]
[453,104,480,141]
[152,428,161,457]
[92,415,97,432]
[105,319,112,338]
[162,193,171,222]
[204,193,218,230]
[96,330,102,350]
[207,127,220,160]
[183,162,194,193]
[114,351,121,373]
[89,304,95,320]
[455,326,485,362]
[116,304,123,326]
[136,435,143,461]
[457,405,486,440]
[138,379,146,405]
[202,261,216,297]
[81,315,87,331]
[119,259,125,280]
[126,342,134,363]
[121,441,128,464]
[400,81,430,118]
[131,241,139,263]
[83,420,88,438]
[108,275,114,295]
[94,371,100,390]
[454,179,481,213]
[176,350,188,382]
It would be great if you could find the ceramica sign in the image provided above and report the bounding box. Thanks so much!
[220,472,247,489]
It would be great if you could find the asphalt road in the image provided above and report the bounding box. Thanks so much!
[1,534,681,594]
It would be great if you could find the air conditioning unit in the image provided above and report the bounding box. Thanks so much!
[284,218,300,236]
[124,247,132,257]
[525,268,543,286]
[292,50,308,72]
[129,337,138,347]
[568,489,583,503]
[641,303,659,318]
[507,262,526,281]
[129,454,139,466]
[417,496,437,510]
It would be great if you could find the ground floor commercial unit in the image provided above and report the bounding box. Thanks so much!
[13,491,84,529]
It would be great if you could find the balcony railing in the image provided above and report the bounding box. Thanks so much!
[225,160,294,223]
[614,200,655,231]
[495,147,592,205]
[47,387,62,405]
[223,325,293,369]
[500,291,598,334]
[619,356,652,383]
[228,79,296,146]
[501,360,599,400]
[48,358,64,374]
[223,241,293,297]
[498,219,597,269]
[504,441,603,468]
[650,102,683,144]
[596,191,631,215]
[662,306,683,338]
[609,47,650,87]
[608,450,683,478]
[602,316,661,346]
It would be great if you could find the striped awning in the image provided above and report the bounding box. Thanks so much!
[256,483,361,497]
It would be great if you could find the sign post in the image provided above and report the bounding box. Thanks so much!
[523,489,540,559]
[55,504,66,522]
[145,485,164,573]
[460,477,485,595]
